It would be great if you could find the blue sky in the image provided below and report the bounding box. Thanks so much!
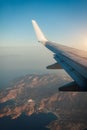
[0,0,87,50]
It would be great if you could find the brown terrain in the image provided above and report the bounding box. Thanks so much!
[0,74,87,130]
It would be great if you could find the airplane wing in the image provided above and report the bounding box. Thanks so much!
[32,20,87,91]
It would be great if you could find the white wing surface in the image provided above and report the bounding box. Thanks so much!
[32,20,87,91]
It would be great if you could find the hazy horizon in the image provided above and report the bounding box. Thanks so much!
[0,45,69,89]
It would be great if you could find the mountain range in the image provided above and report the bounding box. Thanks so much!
[0,74,87,130]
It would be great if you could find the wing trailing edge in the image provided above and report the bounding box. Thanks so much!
[47,63,63,69]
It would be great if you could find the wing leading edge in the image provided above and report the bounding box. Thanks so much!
[32,20,87,91]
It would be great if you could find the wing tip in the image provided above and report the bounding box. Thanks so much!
[32,19,35,23]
